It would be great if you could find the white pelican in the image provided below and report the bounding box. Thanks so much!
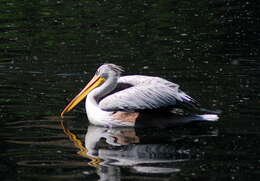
[61,64,218,127]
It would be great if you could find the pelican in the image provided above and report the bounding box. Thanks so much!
[61,64,219,127]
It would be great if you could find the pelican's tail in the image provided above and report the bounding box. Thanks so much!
[195,114,219,122]
[178,91,222,116]
[178,114,219,124]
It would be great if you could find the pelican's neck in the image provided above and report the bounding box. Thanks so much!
[85,74,134,127]
[85,75,119,126]
[87,75,119,106]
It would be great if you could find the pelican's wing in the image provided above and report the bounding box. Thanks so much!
[99,75,198,111]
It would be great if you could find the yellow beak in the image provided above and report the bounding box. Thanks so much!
[61,75,106,117]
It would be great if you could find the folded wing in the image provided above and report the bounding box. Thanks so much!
[99,75,198,112]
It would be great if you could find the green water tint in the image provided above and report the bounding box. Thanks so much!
[1,0,259,180]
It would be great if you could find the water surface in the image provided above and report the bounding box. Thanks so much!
[1,0,259,181]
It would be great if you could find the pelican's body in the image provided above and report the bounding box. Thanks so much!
[61,64,218,127]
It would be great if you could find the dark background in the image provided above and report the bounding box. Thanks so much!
[0,0,259,181]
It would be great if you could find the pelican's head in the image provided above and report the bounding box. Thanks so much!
[61,64,123,117]
[96,64,123,78]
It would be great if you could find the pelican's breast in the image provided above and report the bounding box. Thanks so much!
[86,94,138,127]
[112,111,140,125]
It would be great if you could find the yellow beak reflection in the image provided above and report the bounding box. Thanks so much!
[61,75,106,117]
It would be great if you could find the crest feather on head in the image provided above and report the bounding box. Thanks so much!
[98,64,124,75]
[106,64,124,73]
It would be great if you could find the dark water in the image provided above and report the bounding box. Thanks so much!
[1,0,259,180]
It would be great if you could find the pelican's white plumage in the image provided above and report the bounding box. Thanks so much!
[99,75,193,111]
[61,64,218,127]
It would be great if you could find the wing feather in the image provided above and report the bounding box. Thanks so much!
[99,75,189,111]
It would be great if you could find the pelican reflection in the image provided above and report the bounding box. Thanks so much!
[60,119,218,177]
